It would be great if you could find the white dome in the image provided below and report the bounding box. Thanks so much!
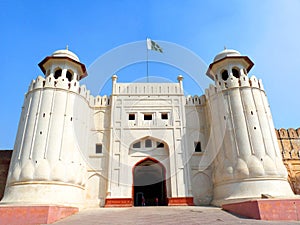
[213,49,241,62]
[52,49,80,62]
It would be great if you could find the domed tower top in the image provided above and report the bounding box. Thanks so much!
[213,49,241,62]
[38,47,87,81]
[206,48,254,81]
[51,49,80,62]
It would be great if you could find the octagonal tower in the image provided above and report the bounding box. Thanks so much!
[1,48,89,207]
[206,49,295,206]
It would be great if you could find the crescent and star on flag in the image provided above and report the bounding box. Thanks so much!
[147,38,163,53]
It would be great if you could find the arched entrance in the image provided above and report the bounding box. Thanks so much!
[133,158,167,206]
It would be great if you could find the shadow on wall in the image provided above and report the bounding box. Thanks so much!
[0,150,12,200]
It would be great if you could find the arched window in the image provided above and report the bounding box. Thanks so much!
[133,142,141,148]
[145,139,152,148]
[221,70,229,81]
[66,70,73,82]
[232,68,240,79]
[156,142,164,148]
[54,68,62,79]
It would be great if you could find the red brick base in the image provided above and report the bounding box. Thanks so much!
[105,197,194,207]
[0,205,78,225]
[222,199,300,221]
[105,198,133,207]
[168,197,194,206]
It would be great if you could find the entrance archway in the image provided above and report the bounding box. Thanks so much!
[133,158,167,206]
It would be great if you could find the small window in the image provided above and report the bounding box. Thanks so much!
[96,144,103,154]
[129,114,135,120]
[157,142,164,148]
[232,68,240,78]
[145,139,152,148]
[144,114,152,120]
[161,113,168,120]
[194,142,202,152]
[221,70,229,81]
[133,142,141,148]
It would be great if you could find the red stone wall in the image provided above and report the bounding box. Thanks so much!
[276,128,300,194]
[0,150,12,200]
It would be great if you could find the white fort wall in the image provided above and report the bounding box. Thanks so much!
[2,48,295,208]
[106,79,198,201]
[185,95,213,205]
[86,94,111,207]
[3,73,211,207]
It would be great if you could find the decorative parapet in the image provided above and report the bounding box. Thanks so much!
[215,74,265,91]
[277,128,300,194]
[185,95,206,106]
[113,83,183,95]
[277,128,300,160]
[27,75,111,108]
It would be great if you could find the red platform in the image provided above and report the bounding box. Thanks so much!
[105,198,133,207]
[168,197,194,206]
[222,199,300,221]
[0,205,78,225]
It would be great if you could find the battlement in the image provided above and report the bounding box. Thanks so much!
[113,82,183,96]
[216,75,264,91]
[27,75,110,108]
[205,84,218,97]
[185,95,206,106]
[276,128,300,139]
[276,128,300,160]
[89,95,110,107]
[204,75,266,99]
[277,128,300,194]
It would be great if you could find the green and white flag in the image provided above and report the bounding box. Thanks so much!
[147,38,163,53]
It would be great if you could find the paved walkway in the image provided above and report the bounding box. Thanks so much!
[53,206,300,225]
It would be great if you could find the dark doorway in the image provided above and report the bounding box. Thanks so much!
[133,158,167,206]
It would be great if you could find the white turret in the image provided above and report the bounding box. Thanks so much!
[206,49,295,206]
[1,48,89,207]
[39,48,87,81]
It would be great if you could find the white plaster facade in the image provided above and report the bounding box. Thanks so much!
[0,48,295,208]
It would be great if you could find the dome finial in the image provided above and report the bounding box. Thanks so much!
[224,46,227,50]
[66,45,69,50]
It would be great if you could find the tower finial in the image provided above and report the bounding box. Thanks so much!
[66,45,69,50]
[224,46,227,50]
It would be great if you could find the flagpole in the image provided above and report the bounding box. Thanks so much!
[146,38,163,82]
[146,40,149,83]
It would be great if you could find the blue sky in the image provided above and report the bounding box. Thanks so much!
[0,0,299,149]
